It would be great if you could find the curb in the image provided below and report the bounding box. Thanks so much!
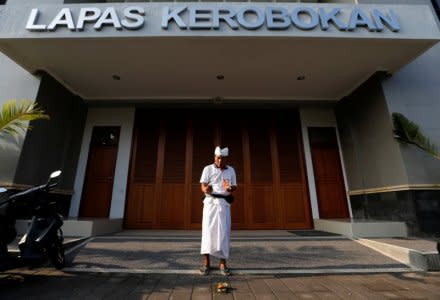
[356,238,440,271]
[64,236,91,251]
[62,267,414,275]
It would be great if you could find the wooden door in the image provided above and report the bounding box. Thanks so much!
[159,114,187,228]
[189,115,217,229]
[124,116,159,228]
[247,116,278,228]
[80,126,120,218]
[309,127,349,219]
[276,113,312,228]
[125,109,312,229]
[219,115,246,229]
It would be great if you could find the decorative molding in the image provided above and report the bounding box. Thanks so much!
[349,184,440,196]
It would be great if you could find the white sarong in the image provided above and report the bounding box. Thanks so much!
[200,196,231,259]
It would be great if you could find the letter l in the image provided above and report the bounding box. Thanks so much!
[26,8,47,31]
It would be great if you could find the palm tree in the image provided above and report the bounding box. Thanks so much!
[392,112,439,160]
[0,99,49,140]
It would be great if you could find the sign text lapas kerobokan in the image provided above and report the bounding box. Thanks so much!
[26,6,400,32]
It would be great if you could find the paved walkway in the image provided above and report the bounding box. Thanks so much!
[66,235,408,274]
[1,230,439,299]
[1,268,440,299]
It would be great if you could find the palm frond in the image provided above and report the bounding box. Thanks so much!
[392,112,439,159]
[0,99,49,139]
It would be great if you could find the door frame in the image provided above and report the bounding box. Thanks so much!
[69,108,135,219]
[299,108,352,220]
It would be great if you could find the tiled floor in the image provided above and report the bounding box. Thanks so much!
[1,268,439,299]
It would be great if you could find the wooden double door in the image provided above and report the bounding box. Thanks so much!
[124,109,312,229]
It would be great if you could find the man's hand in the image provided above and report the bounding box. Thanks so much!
[227,186,237,193]
[201,183,212,194]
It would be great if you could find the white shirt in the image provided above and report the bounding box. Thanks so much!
[200,164,237,196]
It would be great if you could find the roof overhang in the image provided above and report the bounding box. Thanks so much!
[0,3,439,102]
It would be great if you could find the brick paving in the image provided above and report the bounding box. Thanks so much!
[1,268,440,299]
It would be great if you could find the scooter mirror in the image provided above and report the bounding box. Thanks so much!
[0,187,7,193]
[50,170,62,179]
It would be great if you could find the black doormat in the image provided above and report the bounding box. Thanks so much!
[288,230,342,237]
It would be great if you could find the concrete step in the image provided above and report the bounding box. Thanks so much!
[16,219,408,238]
[16,218,123,237]
[314,219,407,238]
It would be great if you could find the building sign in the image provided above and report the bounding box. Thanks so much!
[26,5,400,33]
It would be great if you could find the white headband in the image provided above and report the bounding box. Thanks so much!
[214,146,229,157]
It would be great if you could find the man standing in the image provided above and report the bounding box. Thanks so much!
[200,146,237,276]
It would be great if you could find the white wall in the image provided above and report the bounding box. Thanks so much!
[299,107,352,219]
[69,107,135,219]
[0,52,41,185]
[382,43,440,184]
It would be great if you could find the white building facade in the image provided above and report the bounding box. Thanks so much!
[1,0,439,236]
